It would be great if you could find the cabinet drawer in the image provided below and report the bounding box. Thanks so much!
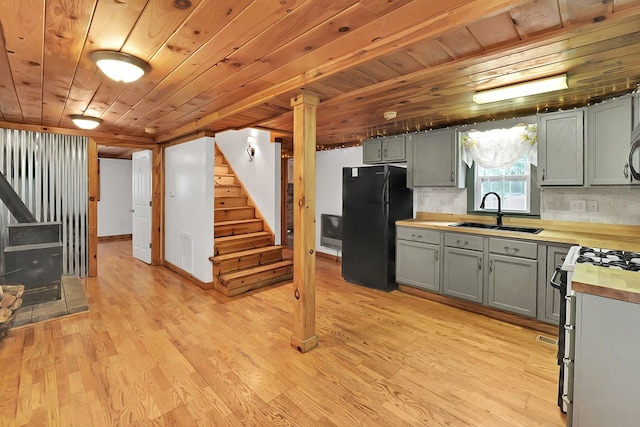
[397,226,440,244]
[444,233,483,251]
[489,238,537,259]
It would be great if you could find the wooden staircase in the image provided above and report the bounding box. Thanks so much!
[210,147,293,296]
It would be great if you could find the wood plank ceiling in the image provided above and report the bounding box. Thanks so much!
[0,0,639,158]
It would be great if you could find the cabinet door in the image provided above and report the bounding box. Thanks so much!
[443,247,483,303]
[538,110,584,186]
[362,139,383,163]
[382,135,406,162]
[487,254,537,317]
[545,245,569,323]
[634,93,640,129]
[396,240,440,291]
[411,129,458,187]
[587,97,633,185]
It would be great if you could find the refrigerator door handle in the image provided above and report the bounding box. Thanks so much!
[381,169,391,233]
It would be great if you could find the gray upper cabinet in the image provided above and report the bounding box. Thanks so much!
[396,227,441,292]
[537,109,584,186]
[362,134,406,164]
[407,128,464,187]
[486,238,538,317]
[587,96,633,185]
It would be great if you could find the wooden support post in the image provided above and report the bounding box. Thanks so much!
[290,93,319,353]
[87,138,98,277]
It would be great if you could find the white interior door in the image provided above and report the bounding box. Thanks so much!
[132,150,152,264]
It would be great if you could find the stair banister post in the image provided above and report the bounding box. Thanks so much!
[290,93,319,353]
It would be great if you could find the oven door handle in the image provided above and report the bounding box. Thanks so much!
[550,266,565,290]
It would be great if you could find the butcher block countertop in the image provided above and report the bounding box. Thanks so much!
[396,212,640,252]
[397,212,640,304]
[572,264,640,304]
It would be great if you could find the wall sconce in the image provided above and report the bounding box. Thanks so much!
[90,51,151,83]
[472,73,568,104]
[247,136,256,162]
[70,115,102,130]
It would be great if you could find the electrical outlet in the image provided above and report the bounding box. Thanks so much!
[587,200,599,212]
[570,199,586,212]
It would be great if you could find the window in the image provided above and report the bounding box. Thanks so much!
[475,152,530,212]
[461,123,538,216]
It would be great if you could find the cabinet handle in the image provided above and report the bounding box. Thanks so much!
[411,234,422,239]
[504,246,519,253]
[435,250,439,262]
[624,163,629,179]
[561,256,566,262]
[489,260,493,272]
[541,168,545,181]
[478,259,482,270]
[384,149,388,156]
[378,149,381,157]
[456,240,468,246]
[450,172,454,182]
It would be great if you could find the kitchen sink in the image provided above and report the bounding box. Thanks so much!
[449,222,543,234]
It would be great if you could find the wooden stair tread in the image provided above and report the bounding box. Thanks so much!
[214,218,262,226]
[210,245,284,262]
[214,231,271,243]
[214,206,252,212]
[215,183,240,187]
[220,260,293,281]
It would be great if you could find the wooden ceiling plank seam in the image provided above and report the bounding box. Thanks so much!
[316,8,640,113]
[155,0,532,142]
[118,0,367,132]
[508,0,563,39]
[0,0,45,124]
[113,0,317,130]
[41,0,95,127]
[60,0,149,126]
[112,0,255,109]
[0,19,25,122]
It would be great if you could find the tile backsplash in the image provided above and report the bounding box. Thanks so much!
[416,187,640,225]
[415,188,467,214]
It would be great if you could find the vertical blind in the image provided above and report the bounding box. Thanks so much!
[0,129,88,277]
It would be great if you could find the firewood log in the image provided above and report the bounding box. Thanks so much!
[9,298,22,311]
[0,307,11,323]
[0,285,25,298]
[0,293,16,308]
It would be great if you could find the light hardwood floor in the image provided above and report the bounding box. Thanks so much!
[0,241,566,426]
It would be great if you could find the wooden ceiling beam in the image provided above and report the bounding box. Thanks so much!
[155,0,532,142]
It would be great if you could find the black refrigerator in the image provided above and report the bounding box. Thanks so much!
[341,165,413,290]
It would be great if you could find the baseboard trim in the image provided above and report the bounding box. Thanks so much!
[398,284,558,336]
[98,234,132,242]
[163,261,214,290]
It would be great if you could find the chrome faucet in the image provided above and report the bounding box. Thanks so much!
[480,192,503,227]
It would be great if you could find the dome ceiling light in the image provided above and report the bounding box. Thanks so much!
[70,115,102,130]
[90,51,151,83]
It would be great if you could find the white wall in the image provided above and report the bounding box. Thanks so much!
[215,128,281,243]
[165,137,215,282]
[315,146,365,255]
[97,158,133,237]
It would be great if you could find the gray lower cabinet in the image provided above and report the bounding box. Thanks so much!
[543,245,570,323]
[443,233,484,303]
[487,253,537,317]
[396,226,441,291]
[572,292,640,427]
[487,237,538,317]
[587,96,633,185]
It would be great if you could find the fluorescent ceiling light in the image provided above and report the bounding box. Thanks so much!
[70,115,102,130]
[473,74,568,104]
[90,51,150,83]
